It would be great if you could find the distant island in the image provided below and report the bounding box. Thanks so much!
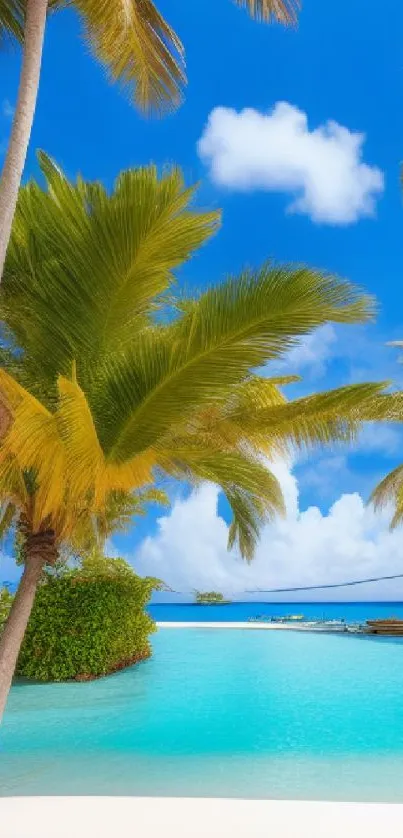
[195,591,231,605]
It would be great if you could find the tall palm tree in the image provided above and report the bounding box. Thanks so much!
[0,154,395,718]
[0,0,300,280]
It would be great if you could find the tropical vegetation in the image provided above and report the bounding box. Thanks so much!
[0,153,397,719]
[196,591,230,604]
[0,587,12,628]
[370,342,403,527]
[371,460,403,528]
[16,554,159,682]
[0,0,299,279]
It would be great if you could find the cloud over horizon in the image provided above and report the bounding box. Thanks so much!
[133,460,403,602]
[198,102,384,224]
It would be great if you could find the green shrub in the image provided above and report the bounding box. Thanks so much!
[17,557,160,682]
[196,591,229,604]
[0,587,13,629]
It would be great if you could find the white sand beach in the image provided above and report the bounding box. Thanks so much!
[2,797,403,837]
[156,621,335,630]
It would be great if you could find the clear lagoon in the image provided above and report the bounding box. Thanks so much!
[2,611,403,800]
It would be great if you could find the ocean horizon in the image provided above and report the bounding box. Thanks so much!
[4,579,403,623]
[148,601,403,623]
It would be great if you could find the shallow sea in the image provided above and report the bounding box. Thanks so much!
[2,612,403,800]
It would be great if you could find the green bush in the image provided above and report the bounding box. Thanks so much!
[17,556,160,682]
[0,587,13,629]
[196,591,229,604]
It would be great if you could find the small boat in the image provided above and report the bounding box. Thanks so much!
[248,614,304,624]
[302,620,347,632]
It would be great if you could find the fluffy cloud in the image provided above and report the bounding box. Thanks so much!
[272,323,337,381]
[134,460,403,601]
[197,102,384,224]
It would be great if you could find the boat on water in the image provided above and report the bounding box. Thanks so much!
[247,615,349,632]
[366,619,403,636]
[300,620,347,632]
[248,614,304,623]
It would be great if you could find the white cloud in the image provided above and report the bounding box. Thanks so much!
[272,323,337,380]
[133,460,403,602]
[358,423,402,456]
[197,102,384,224]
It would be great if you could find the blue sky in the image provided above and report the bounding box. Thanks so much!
[1,0,403,597]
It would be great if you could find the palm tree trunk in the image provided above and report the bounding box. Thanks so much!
[0,551,44,721]
[0,0,48,280]
[0,520,59,722]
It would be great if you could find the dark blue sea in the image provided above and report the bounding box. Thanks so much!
[148,601,403,623]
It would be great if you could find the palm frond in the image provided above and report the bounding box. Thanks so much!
[235,381,390,452]
[72,486,169,553]
[69,0,186,112]
[0,502,16,540]
[3,154,219,394]
[352,390,403,422]
[0,369,66,528]
[159,447,285,560]
[0,0,24,43]
[370,465,403,529]
[56,372,105,504]
[234,0,300,24]
[0,456,28,512]
[95,265,374,460]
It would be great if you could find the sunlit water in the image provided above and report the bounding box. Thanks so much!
[2,625,403,800]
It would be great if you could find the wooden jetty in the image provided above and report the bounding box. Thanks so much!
[366,619,403,636]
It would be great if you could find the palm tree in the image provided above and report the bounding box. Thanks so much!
[0,154,390,719]
[0,0,299,281]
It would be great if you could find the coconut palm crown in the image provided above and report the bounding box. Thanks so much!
[0,153,398,719]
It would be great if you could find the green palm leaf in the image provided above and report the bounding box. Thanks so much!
[160,448,285,561]
[370,465,403,529]
[233,382,391,451]
[2,154,219,393]
[1,158,394,563]
[95,265,374,459]
[0,0,24,42]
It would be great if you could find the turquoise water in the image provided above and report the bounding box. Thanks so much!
[2,627,403,800]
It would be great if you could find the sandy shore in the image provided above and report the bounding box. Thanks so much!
[156,621,331,630]
[2,797,403,837]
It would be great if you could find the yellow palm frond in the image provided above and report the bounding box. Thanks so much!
[56,373,156,512]
[70,0,186,112]
[56,372,105,504]
[234,0,300,24]
[0,455,28,511]
[370,465,403,529]
[0,369,65,528]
